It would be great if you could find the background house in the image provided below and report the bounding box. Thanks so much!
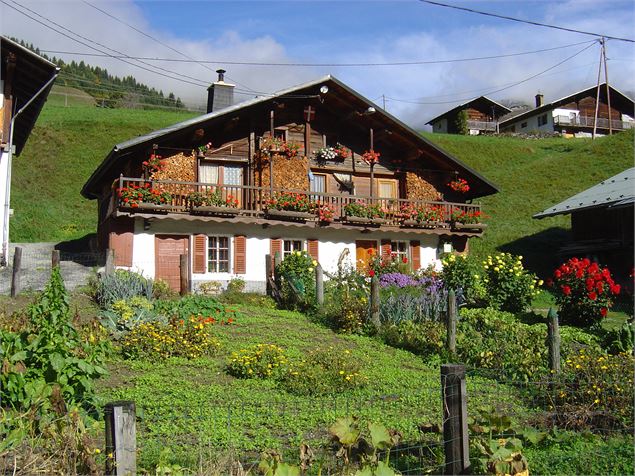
[534,167,634,285]
[82,74,498,293]
[426,96,511,135]
[1,36,58,265]
[500,84,635,137]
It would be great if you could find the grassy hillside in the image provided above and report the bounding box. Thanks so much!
[11,104,196,242]
[424,130,634,276]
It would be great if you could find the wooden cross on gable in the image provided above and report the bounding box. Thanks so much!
[303,105,317,157]
[304,105,316,122]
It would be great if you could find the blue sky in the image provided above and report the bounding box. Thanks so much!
[2,1,634,128]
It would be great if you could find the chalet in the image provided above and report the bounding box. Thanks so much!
[534,168,634,283]
[500,84,635,137]
[1,37,59,265]
[82,72,498,293]
[426,96,511,135]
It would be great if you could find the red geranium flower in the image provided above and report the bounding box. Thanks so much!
[562,285,571,296]
[369,269,376,277]
[600,307,608,317]
[588,291,597,301]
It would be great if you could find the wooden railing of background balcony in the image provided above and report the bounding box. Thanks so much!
[553,115,634,130]
[114,177,482,227]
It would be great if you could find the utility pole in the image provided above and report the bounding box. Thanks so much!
[382,94,386,111]
[601,38,613,135]
[592,39,603,140]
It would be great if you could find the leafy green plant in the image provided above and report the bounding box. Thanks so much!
[226,277,246,293]
[455,109,469,135]
[154,294,237,321]
[226,344,288,379]
[275,251,317,310]
[344,201,387,219]
[93,269,153,308]
[379,321,445,358]
[100,296,159,336]
[480,253,540,313]
[187,189,239,208]
[152,278,177,300]
[440,253,483,304]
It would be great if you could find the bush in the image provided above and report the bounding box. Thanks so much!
[440,253,483,305]
[280,347,366,396]
[379,277,447,324]
[152,279,177,300]
[549,257,621,327]
[379,321,445,358]
[0,268,107,409]
[226,277,246,293]
[275,251,316,310]
[100,296,159,336]
[93,270,153,308]
[481,253,541,313]
[120,316,222,360]
[154,294,237,322]
[226,344,288,379]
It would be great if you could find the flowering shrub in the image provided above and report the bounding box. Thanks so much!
[400,204,444,223]
[187,190,239,208]
[549,257,621,327]
[447,177,469,193]
[226,344,288,379]
[555,349,634,429]
[343,201,387,219]
[450,208,484,224]
[142,153,166,173]
[481,253,541,313]
[319,260,369,333]
[267,192,314,213]
[441,253,482,304]
[316,202,335,222]
[120,317,222,360]
[280,347,365,396]
[117,183,171,207]
[380,321,446,358]
[367,250,410,276]
[380,287,448,323]
[275,250,317,309]
[314,144,349,161]
[100,296,158,336]
[259,136,301,159]
[361,149,380,165]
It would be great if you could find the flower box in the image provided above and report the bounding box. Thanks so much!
[120,203,169,214]
[452,222,487,231]
[402,219,443,228]
[266,209,315,221]
[344,215,387,226]
[191,205,241,216]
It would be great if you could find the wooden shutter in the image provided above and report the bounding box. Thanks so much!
[410,240,421,271]
[270,238,282,267]
[307,239,319,261]
[380,239,391,262]
[193,234,207,274]
[109,218,134,267]
[234,235,246,274]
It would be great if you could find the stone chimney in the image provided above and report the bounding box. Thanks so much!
[207,69,235,113]
[535,93,544,108]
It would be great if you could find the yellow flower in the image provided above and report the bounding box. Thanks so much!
[312,260,317,266]
[538,280,544,286]
[94,448,101,454]
[339,370,344,375]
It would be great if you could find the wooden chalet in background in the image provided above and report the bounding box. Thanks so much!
[426,96,511,135]
[82,73,498,293]
[500,83,635,137]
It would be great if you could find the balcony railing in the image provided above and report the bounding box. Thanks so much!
[467,120,498,131]
[113,177,484,232]
[553,115,634,130]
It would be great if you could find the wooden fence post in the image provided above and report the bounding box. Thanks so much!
[105,249,115,276]
[441,364,470,475]
[547,307,561,374]
[447,290,457,357]
[370,275,380,329]
[51,249,60,269]
[10,246,22,298]
[180,254,189,296]
[265,254,272,296]
[315,263,324,307]
[104,401,137,476]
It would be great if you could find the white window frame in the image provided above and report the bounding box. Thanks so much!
[283,239,304,259]
[207,235,232,273]
[390,240,410,263]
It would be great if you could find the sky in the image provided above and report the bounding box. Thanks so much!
[2,0,634,129]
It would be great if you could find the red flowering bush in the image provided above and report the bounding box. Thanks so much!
[316,202,335,222]
[450,208,485,224]
[550,257,621,327]
[361,149,380,165]
[447,177,469,193]
[399,204,444,223]
[117,183,172,208]
[267,191,314,213]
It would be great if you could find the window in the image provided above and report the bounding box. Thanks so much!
[283,239,304,258]
[391,241,409,264]
[199,162,219,184]
[310,174,326,193]
[521,122,527,129]
[208,236,230,272]
[537,114,548,127]
[378,179,397,199]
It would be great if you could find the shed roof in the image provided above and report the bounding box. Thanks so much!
[425,96,511,125]
[1,36,59,156]
[533,167,635,219]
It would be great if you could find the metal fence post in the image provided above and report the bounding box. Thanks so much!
[10,246,22,298]
[104,401,137,476]
[180,254,189,296]
[315,263,324,307]
[447,290,457,356]
[370,275,380,329]
[547,307,561,374]
[441,364,470,475]
[51,249,60,269]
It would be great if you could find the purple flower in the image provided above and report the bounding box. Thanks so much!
[379,273,418,288]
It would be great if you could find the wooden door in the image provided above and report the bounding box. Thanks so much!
[355,240,378,272]
[155,235,189,292]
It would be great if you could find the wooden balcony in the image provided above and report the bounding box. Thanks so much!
[467,120,498,131]
[112,177,486,235]
[553,115,634,131]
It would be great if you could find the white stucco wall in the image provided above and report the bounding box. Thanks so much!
[126,217,442,293]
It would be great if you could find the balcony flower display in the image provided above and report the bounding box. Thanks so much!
[450,208,484,224]
[316,202,335,223]
[118,183,171,208]
[197,142,213,155]
[361,149,380,165]
[266,192,314,213]
[447,177,469,193]
[343,200,387,220]
[314,143,350,162]
[259,137,301,159]
[399,204,445,224]
[142,153,166,174]
[187,190,239,208]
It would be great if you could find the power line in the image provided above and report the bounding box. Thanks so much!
[385,41,597,105]
[419,0,635,43]
[38,40,596,67]
[48,91,204,112]
[2,0,208,88]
